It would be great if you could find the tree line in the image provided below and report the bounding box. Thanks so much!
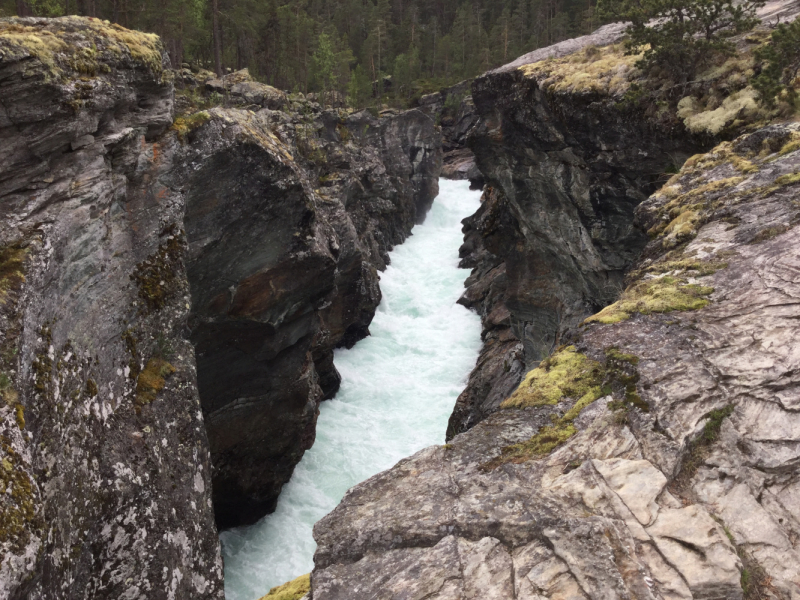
[2,0,600,105]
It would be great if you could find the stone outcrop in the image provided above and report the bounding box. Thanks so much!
[313,122,800,600]
[418,81,481,185]
[0,16,222,599]
[447,42,707,438]
[446,0,800,440]
[173,101,441,528]
[0,14,441,597]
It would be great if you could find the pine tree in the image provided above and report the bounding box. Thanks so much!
[599,0,764,83]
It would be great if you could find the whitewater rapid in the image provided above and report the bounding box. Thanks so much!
[221,179,483,600]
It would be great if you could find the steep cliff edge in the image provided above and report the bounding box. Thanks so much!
[0,17,222,599]
[446,1,800,437]
[173,100,440,528]
[0,15,441,597]
[313,122,800,600]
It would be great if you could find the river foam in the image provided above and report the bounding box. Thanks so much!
[221,179,483,600]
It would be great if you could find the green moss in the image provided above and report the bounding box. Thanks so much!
[336,122,351,142]
[777,132,800,156]
[130,226,184,312]
[519,43,640,97]
[0,437,38,551]
[0,245,26,306]
[774,171,800,186]
[749,224,791,244]
[258,574,311,600]
[486,346,644,469]
[14,404,24,430]
[85,378,98,398]
[0,18,164,80]
[171,111,211,142]
[672,405,734,495]
[680,88,763,136]
[586,275,714,325]
[489,423,578,467]
[638,258,728,278]
[121,329,141,379]
[501,346,604,409]
[135,358,175,408]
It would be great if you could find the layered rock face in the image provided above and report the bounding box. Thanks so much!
[418,81,481,185]
[446,31,713,438]
[0,15,441,597]
[173,101,441,528]
[313,123,800,600]
[0,17,222,599]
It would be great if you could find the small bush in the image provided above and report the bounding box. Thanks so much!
[752,17,800,107]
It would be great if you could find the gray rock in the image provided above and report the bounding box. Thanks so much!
[167,102,440,527]
[313,124,800,599]
[0,16,222,600]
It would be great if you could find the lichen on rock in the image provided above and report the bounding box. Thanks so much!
[258,574,310,600]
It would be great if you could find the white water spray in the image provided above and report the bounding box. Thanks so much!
[221,179,483,600]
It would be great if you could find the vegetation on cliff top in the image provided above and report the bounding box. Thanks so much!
[2,0,604,107]
[485,346,643,468]
[0,17,164,78]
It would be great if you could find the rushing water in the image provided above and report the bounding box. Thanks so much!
[220,179,483,600]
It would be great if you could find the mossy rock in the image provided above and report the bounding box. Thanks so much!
[0,17,165,81]
[171,111,211,142]
[501,346,604,410]
[258,574,310,600]
[519,43,641,98]
[0,245,26,306]
[135,358,175,407]
[585,275,714,325]
[0,438,38,550]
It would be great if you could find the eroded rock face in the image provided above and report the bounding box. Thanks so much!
[0,14,442,595]
[446,35,714,438]
[171,103,440,528]
[0,17,222,600]
[418,81,482,186]
[313,124,800,600]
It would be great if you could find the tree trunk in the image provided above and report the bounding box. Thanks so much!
[211,0,223,76]
[15,0,33,16]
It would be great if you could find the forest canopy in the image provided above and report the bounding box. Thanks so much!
[1,0,601,103]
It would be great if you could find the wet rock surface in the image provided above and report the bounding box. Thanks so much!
[314,123,800,600]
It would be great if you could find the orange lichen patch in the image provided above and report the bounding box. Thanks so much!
[135,358,175,407]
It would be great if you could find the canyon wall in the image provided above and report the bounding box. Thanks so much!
[0,17,223,599]
[312,9,800,600]
[0,15,441,598]
[314,118,800,600]
[174,97,441,528]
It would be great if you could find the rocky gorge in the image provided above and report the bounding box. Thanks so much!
[312,3,800,599]
[1,6,800,600]
[0,15,439,599]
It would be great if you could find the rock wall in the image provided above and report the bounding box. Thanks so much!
[173,100,441,528]
[313,121,800,600]
[0,17,222,600]
[446,34,711,438]
[447,0,800,440]
[418,81,481,185]
[0,15,441,597]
